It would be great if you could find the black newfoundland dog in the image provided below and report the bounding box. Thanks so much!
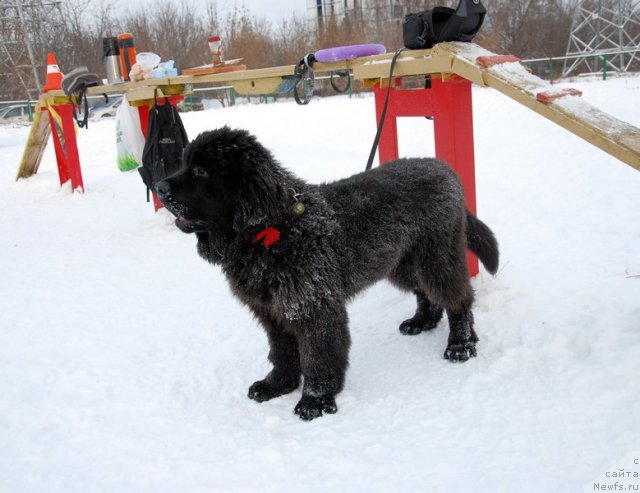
[155,126,499,421]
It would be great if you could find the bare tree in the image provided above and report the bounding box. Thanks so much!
[480,0,575,57]
[0,0,614,101]
[222,6,275,69]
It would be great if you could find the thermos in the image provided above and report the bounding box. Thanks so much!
[117,33,136,81]
[102,37,123,84]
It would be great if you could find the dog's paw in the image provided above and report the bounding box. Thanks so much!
[399,317,438,336]
[294,394,337,421]
[248,378,299,402]
[444,342,477,362]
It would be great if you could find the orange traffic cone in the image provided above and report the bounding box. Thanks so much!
[43,52,63,93]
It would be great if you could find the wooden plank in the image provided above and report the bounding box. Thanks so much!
[38,52,434,101]
[476,55,521,67]
[442,43,640,170]
[127,85,161,102]
[231,77,289,96]
[16,101,50,180]
[170,64,297,86]
[485,80,640,171]
[352,53,453,80]
[67,51,436,97]
[182,64,247,76]
[310,50,415,72]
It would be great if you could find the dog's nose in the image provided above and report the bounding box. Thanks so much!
[155,180,171,197]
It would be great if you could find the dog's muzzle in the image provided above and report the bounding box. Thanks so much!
[154,179,181,215]
[155,179,171,200]
[154,180,208,233]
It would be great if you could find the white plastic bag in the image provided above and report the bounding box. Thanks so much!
[115,94,145,172]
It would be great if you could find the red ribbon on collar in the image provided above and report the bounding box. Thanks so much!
[253,227,281,248]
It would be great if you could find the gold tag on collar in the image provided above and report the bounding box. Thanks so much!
[291,201,306,217]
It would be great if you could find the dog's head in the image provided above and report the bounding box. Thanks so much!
[155,126,290,234]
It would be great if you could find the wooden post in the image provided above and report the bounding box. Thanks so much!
[373,75,479,275]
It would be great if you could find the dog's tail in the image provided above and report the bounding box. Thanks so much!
[466,211,499,275]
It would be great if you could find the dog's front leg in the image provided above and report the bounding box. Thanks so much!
[293,304,351,421]
[248,312,301,402]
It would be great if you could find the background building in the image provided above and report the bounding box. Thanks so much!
[307,0,406,26]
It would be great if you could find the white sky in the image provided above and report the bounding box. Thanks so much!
[206,0,307,23]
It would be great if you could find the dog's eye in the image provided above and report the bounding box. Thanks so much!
[193,167,208,178]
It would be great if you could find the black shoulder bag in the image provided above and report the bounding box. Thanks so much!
[139,94,189,200]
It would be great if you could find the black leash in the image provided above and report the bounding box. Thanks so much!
[365,47,406,171]
[72,89,90,129]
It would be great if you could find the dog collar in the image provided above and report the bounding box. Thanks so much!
[252,189,305,249]
[253,227,281,248]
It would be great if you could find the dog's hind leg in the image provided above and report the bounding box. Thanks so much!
[433,282,478,362]
[443,296,478,362]
[417,235,479,363]
[389,257,444,335]
[248,312,301,403]
[399,290,444,336]
[293,304,351,421]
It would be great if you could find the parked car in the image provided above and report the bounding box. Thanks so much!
[178,100,204,112]
[0,104,34,124]
[89,96,122,119]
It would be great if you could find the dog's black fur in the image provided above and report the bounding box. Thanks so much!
[156,126,499,421]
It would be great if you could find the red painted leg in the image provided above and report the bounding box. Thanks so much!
[48,111,69,187]
[432,76,478,275]
[48,103,84,192]
[431,77,477,214]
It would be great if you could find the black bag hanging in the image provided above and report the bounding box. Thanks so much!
[139,94,188,200]
[403,0,486,50]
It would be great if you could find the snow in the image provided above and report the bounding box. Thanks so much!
[1,75,640,493]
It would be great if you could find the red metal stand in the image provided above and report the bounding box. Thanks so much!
[136,95,184,211]
[373,75,479,275]
[48,103,84,192]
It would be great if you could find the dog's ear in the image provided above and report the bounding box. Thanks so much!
[189,127,291,231]
[211,128,289,230]
[232,167,289,230]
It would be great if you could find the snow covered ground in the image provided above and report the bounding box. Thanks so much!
[1,75,639,493]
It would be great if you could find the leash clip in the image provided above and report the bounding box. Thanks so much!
[293,53,316,105]
[289,188,306,217]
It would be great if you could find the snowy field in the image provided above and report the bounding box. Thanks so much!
[1,75,639,492]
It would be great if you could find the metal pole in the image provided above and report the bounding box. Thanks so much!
[0,43,34,100]
[15,0,42,95]
[594,0,602,72]
[618,0,625,70]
